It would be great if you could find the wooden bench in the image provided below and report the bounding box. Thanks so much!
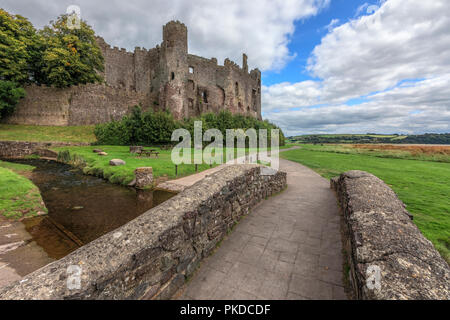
[160,145,172,150]
[140,148,159,158]
[130,146,159,158]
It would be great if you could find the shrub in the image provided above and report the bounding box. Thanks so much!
[135,109,180,145]
[94,119,133,145]
[94,107,285,147]
[0,81,25,119]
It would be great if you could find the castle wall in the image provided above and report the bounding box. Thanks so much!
[96,38,136,90]
[4,84,148,126]
[187,55,261,119]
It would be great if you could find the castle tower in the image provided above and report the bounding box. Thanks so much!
[160,21,188,118]
[242,53,248,73]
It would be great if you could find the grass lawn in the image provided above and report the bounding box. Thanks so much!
[0,124,96,143]
[52,145,221,186]
[0,161,47,219]
[52,145,291,186]
[281,146,450,263]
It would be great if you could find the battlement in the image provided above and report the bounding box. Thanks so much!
[164,20,187,30]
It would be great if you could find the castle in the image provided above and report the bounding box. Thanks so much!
[5,21,262,126]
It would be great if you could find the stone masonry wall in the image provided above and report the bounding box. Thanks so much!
[331,170,450,300]
[0,140,89,158]
[0,165,286,299]
[4,84,149,126]
[186,54,261,119]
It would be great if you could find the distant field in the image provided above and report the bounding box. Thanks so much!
[281,144,450,263]
[287,133,449,145]
[0,124,96,143]
[296,144,450,163]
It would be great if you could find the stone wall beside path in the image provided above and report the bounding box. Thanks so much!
[0,164,286,300]
[331,170,450,300]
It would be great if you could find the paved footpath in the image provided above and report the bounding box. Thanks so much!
[176,158,347,300]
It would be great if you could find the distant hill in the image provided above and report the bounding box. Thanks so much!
[287,133,450,145]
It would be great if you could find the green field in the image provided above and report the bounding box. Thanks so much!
[294,144,450,163]
[52,145,292,186]
[0,124,96,143]
[52,145,216,186]
[0,161,47,219]
[281,145,450,263]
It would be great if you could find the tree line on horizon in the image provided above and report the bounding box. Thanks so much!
[287,133,450,145]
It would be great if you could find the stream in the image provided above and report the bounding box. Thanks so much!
[3,158,175,260]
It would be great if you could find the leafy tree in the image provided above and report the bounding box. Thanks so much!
[39,14,104,88]
[0,9,42,84]
[0,80,25,119]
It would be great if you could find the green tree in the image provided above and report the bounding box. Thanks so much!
[0,9,42,84]
[0,80,25,119]
[39,14,104,88]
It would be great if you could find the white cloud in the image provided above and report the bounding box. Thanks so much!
[355,3,370,17]
[1,0,330,71]
[268,75,450,135]
[324,18,339,31]
[263,0,450,135]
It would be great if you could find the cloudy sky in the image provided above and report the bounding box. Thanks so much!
[2,0,449,135]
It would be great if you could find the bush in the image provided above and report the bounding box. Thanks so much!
[0,81,25,119]
[94,107,285,147]
[94,118,133,145]
[135,108,180,144]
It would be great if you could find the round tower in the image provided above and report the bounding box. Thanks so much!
[163,21,187,53]
[160,21,188,118]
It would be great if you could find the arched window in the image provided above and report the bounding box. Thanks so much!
[189,66,194,74]
[171,72,175,80]
[235,82,239,96]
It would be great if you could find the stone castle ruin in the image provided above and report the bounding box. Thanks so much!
[5,21,262,126]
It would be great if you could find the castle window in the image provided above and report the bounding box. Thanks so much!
[235,82,239,96]
[188,80,195,90]
[189,66,194,74]
[171,72,175,80]
[202,90,208,103]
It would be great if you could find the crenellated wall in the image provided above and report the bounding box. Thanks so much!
[186,54,261,119]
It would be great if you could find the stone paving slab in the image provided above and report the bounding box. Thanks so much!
[177,158,347,300]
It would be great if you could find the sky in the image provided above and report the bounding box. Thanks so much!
[2,0,449,136]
